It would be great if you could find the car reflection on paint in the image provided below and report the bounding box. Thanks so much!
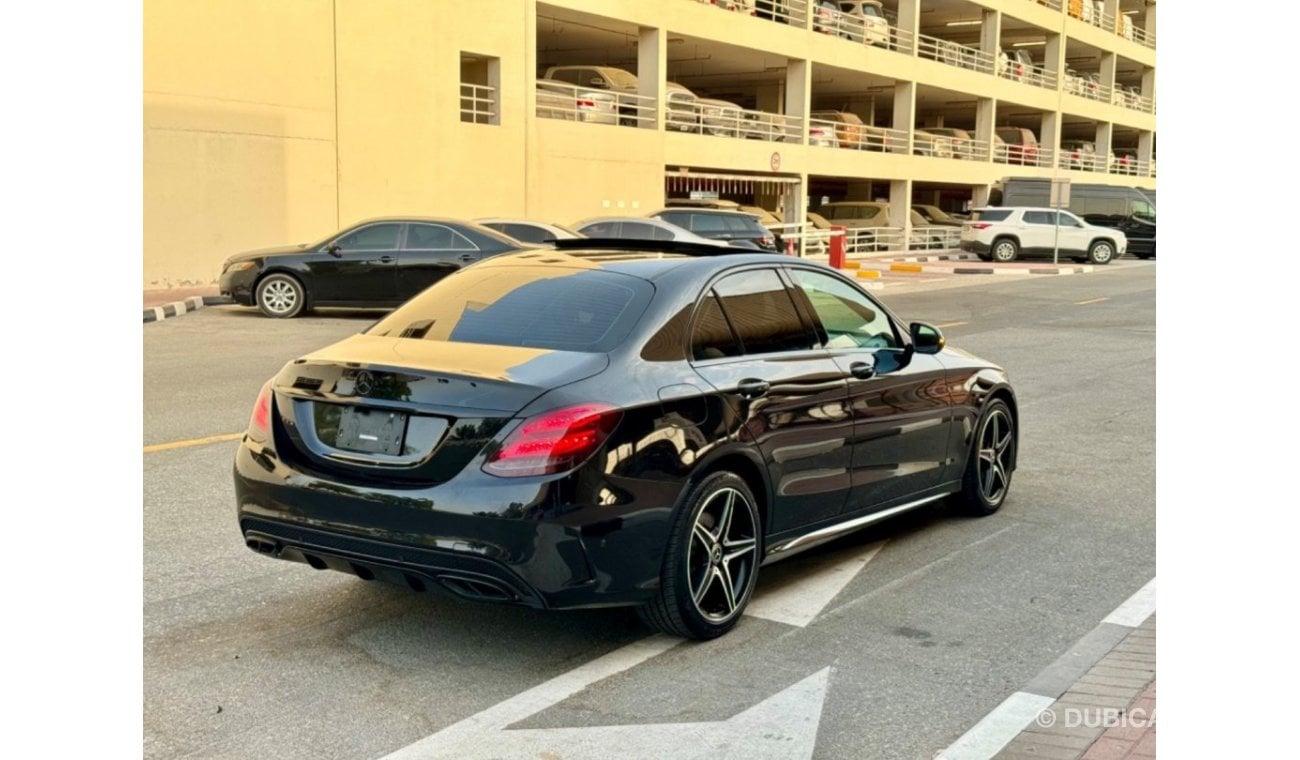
[234,238,1018,639]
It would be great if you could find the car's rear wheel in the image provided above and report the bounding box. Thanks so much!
[638,471,761,640]
[991,238,1019,262]
[1087,239,1115,265]
[256,273,306,318]
[955,399,1015,516]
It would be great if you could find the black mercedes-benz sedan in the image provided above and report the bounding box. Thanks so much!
[234,240,1017,639]
[218,218,533,318]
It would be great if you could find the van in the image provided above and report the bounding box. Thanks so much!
[991,177,1156,259]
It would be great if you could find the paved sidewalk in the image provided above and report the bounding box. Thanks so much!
[995,616,1156,759]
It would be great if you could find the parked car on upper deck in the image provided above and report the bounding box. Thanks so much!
[809,110,894,151]
[218,218,533,318]
[921,127,976,159]
[995,127,1040,165]
[816,1,891,46]
[1060,140,1098,170]
[543,65,643,125]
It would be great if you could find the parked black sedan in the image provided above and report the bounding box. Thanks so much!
[234,240,1017,639]
[218,218,532,318]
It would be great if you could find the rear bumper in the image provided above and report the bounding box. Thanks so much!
[960,240,991,254]
[233,442,671,610]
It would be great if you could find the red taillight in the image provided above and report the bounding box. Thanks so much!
[483,404,621,478]
[972,223,992,230]
[247,380,273,444]
[576,99,595,109]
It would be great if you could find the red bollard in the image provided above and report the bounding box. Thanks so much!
[829,225,846,269]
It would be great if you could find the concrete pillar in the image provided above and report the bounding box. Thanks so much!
[889,179,912,250]
[790,174,810,254]
[1045,33,1065,89]
[892,81,916,154]
[1144,1,1155,39]
[1100,51,1117,97]
[785,58,811,144]
[975,97,996,161]
[1141,67,1155,103]
[1102,0,1120,32]
[896,0,920,55]
[638,26,665,130]
[1041,111,1060,168]
[1137,131,1154,169]
[980,9,1002,75]
[973,184,993,208]
[1095,122,1113,169]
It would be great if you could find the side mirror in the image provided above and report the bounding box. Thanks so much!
[909,322,945,355]
[325,244,342,257]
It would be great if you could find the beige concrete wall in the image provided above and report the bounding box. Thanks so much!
[144,0,338,287]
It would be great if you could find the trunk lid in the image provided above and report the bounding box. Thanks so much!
[270,334,609,484]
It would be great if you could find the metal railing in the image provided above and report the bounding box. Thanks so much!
[1110,88,1154,114]
[1109,156,1152,177]
[1129,24,1155,50]
[917,34,996,74]
[807,119,907,153]
[812,4,893,48]
[994,144,1054,169]
[682,104,800,141]
[1064,73,1112,104]
[781,223,963,258]
[459,83,496,125]
[1001,60,1057,91]
[884,25,915,54]
[913,226,962,250]
[534,80,656,128]
[690,0,809,26]
[914,131,956,159]
[1058,153,1106,173]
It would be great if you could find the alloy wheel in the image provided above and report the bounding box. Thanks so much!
[688,488,758,622]
[261,279,299,315]
[976,409,1013,504]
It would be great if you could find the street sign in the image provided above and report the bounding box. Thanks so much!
[1050,177,1071,208]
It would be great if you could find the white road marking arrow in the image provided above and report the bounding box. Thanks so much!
[745,540,886,627]
[382,665,832,760]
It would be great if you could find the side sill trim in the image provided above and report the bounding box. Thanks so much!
[762,492,953,565]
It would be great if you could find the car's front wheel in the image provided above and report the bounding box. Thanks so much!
[955,398,1016,516]
[1087,239,1115,265]
[256,273,306,318]
[638,471,761,640]
[991,237,1019,262]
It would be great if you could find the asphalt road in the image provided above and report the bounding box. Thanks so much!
[143,262,1156,759]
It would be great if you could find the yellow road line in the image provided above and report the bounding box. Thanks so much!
[1075,297,1109,305]
[935,321,968,329]
[144,432,243,454]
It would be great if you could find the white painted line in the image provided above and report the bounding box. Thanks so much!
[745,541,885,627]
[937,691,1055,760]
[173,300,188,315]
[384,666,831,760]
[152,307,164,321]
[1102,577,1156,628]
[395,634,680,749]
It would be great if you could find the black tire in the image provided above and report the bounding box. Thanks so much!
[991,237,1019,263]
[955,399,1015,516]
[1087,239,1115,265]
[976,253,993,262]
[638,471,762,640]
[255,273,306,318]
[1135,253,1153,260]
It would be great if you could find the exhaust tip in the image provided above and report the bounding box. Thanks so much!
[245,537,277,555]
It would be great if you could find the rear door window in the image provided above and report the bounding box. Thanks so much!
[710,269,816,355]
[690,292,743,361]
[971,209,1013,222]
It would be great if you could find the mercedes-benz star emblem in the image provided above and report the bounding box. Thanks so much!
[354,371,374,396]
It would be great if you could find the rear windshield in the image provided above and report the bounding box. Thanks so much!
[367,266,653,352]
[971,209,1013,222]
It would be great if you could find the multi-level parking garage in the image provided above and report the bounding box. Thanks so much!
[143,0,1155,284]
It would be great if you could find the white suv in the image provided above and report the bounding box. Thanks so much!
[960,207,1126,265]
